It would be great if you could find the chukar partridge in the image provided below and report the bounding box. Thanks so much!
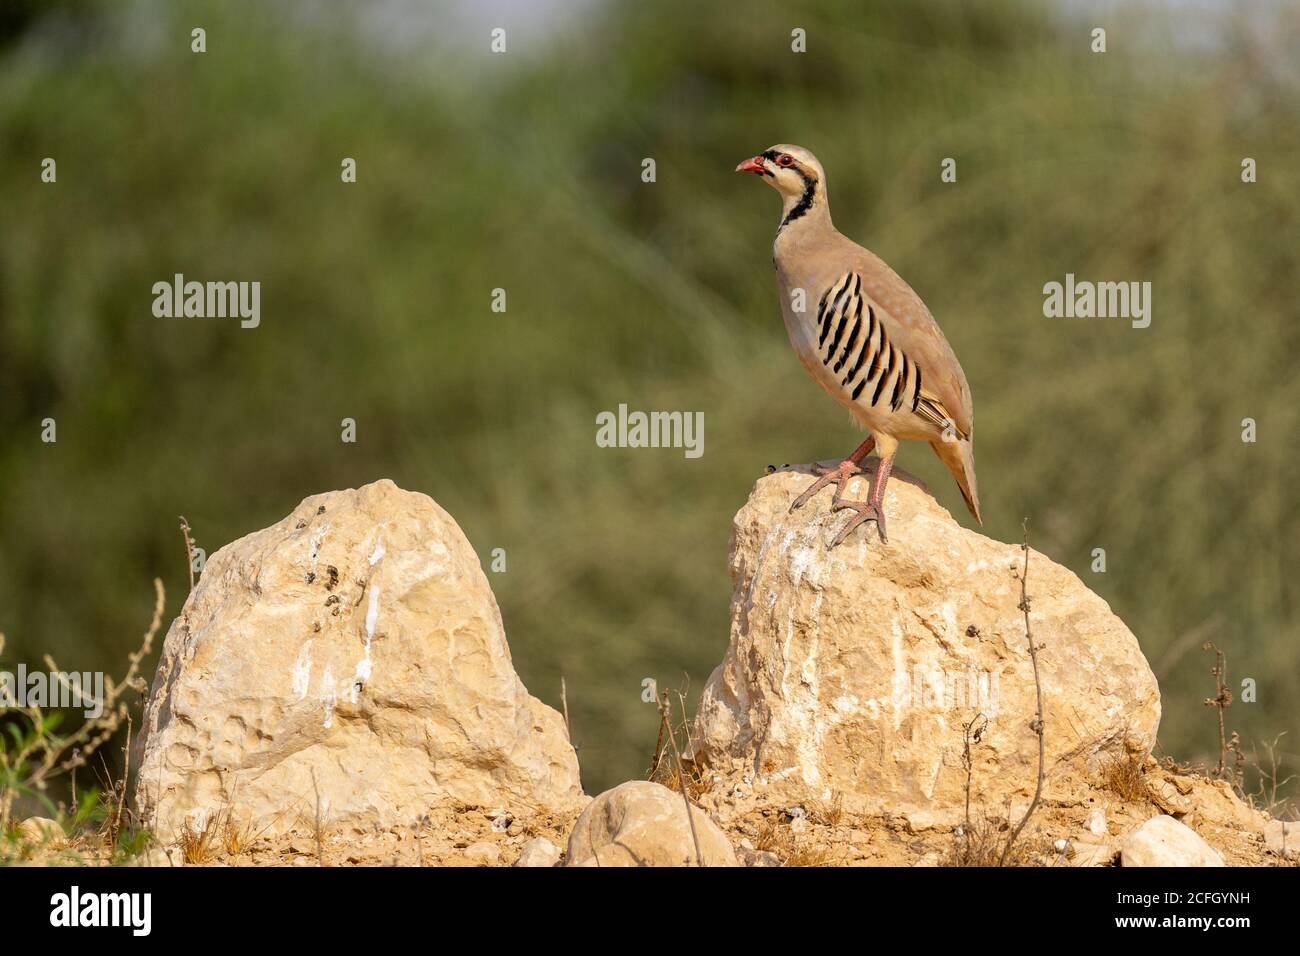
[736,144,982,546]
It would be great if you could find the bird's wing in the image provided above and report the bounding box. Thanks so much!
[841,243,973,438]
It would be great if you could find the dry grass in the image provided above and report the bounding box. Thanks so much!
[657,761,712,802]
[1246,734,1298,818]
[808,792,844,828]
[178,814,221,865]
[752,818,836,867]
[647,685,713,803]
[1103,750,1152,803]
[220,813,261,857]
[0,580,162,864]
[943,815,1044,868]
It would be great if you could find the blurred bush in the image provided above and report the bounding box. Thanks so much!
[1,0,1296,797]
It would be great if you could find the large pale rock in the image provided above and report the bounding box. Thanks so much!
[690,465,1160,824]
[1121,815,1224,866]
[133,479,583,841]
[564,781,738,867]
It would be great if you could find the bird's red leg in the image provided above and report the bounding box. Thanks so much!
[788,435,877,513]
[830,451,894,546]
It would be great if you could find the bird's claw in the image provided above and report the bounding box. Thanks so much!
[788,459,864,513]
[829,499,887,547]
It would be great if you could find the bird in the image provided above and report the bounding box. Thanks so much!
[736,144,982,547]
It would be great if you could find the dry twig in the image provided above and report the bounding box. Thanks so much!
[657,691,703,866]
[998,521,1045,867]
[179,516,196,592]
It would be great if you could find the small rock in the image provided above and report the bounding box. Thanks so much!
[1070,841,1118,867]
[1087,807,1108,836]
[514,837,562,868]
[564,781,738,867]
[1148,778,1194,815]
[737,847,781,867]
[1120,815,1224,867]
[1194,779,1270,831]
[157,845,186,867]
[904,810,942,833]
[464,841,501,865]
[17,817,64,845]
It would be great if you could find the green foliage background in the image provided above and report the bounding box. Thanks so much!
[1,0,1297,797]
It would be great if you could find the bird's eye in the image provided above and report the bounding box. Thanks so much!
[778,154,794,167]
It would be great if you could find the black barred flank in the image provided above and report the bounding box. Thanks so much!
[833,300,862,371]
[843,304,873,384]
[821,274,852,345]
[816,287,832,328]
[825,306,850,361]
[891,354,909,411]
[912,365,923,412]
[818,275,849,346]
[871,349,895,406]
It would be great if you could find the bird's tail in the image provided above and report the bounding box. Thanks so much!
[931,437,982,525]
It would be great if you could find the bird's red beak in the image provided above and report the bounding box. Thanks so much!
[735,156,766,174]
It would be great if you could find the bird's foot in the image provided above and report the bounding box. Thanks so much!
[789,458,864,513]
[829,497,888,547]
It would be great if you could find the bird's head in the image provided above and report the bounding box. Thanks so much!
[735,144,828,226]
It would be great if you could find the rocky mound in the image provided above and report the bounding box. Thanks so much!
[131,479,583,842]
[83,473,1284,868]
[689,463,1161,827]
